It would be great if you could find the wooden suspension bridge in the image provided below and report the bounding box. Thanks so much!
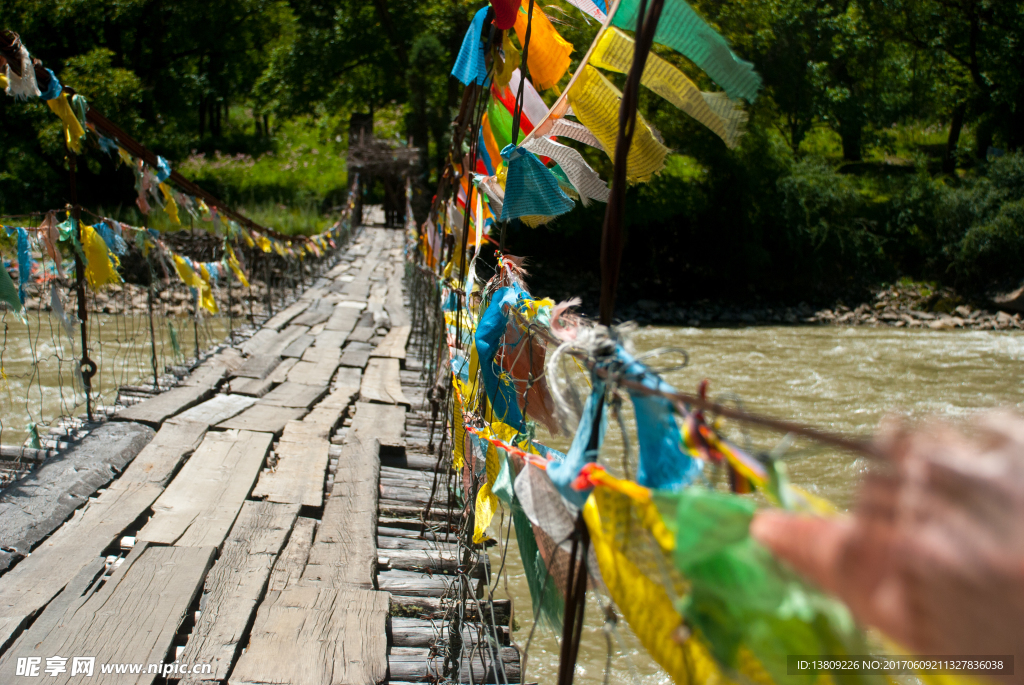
[0,220,519,684]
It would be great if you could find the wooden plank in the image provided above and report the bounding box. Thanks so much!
[261,324,310,357]
[260,382,328,409]
[378,536,458,552]
[388,646,520,684]
[227,375,275,397]
[266,516,317,598]
[348,324,375,343]
[0,422,206,647]
[389,596,509,623]
[216,404,306,434]
[391,617,508,648]
[312,329,349,351]
[291,299,334,327]
[360,358,410,406]
[300,439,379,589]
[286,346,340,386]
[0,544,215,685]
[0,422,154,560]
[264,298,312,331]
[378,570,451,598]
[350,401,406,454]
[382,451,443,472]
[234,353,281,380]
[252,433,330,508]
[138,430,272,548]
[339,341,373,368]
[281,333,315,358]
[240,327,278,356]
[382,548,459,574]
[180,502,299,681]
[116,384,214,426]
[168,393,257,427]
[324,305,362,333]
[370,324,411,367]
[267,356,299,383]
[228,587,389,685]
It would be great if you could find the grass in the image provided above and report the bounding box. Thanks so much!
[179,114,350,208]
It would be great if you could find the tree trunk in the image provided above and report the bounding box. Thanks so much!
[839,115,863,162]
[943,103,966,173]
[198,96,206,138]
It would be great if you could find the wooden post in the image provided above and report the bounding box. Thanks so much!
[69,152,95,422]
[147,269,159,391]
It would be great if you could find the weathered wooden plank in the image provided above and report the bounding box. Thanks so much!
[260,382,328,408]
[267,356,299,383]
[266,516,317,598]
[0,421,154,561]
[380,465,434,485]
[138,430,272,547]
[0,544,216,685]
[287,341,341,386]
[182,349,243,388]
[227,374,275,397]
[180,502,299,681]
[216,404,306,434]
[234,353,281,380]
[360,358,410,406]
[168,393,257,427]
[339,341,373,368]
[241,328,278,356]
[381,547,459,574]
[252,432,330,508]
[370,325,411,367]
[264,298,312,331]
[300,439,379,589]
[389,596,509,623]
[115,384,214,426]
[292,298,336,327]
[382,451,444,472]
[281,333,315,358]
[228,587,389,685]
[388,646,520,684]
[0,422,206,647]
[378,536,459,553]
[312,329,349,351]
[349,401,406,454]
[348,324,375,343]
[391,617,509,648]
[265,324,310,356]
[378,570,452,598]
[324,303,363,333]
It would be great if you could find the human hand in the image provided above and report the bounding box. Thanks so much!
[750,412,1024,672]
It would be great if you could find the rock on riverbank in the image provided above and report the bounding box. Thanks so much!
[614,282,1024,330]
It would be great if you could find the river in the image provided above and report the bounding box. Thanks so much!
[0,310,230,447]
[499,325,1024,685]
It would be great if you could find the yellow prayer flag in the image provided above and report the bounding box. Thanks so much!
[80,224,122,290]
[566,65,670,183]
[591,28,747,149]
[46,94,86,154]
[226,245,250,288]
[159,183,181,224]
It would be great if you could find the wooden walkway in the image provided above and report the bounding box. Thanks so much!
[0,226,520,684]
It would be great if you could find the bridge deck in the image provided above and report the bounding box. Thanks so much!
[0,226,519,684]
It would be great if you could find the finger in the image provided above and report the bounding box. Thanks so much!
[749,510,853,596]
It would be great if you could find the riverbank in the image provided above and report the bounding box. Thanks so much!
[611,281,1024,331]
